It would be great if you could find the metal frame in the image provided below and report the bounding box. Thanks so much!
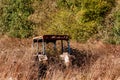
[32,35,71,55]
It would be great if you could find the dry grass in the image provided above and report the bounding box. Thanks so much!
[0,36,120,80]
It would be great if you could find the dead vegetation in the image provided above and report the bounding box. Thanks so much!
[0,36,120,80]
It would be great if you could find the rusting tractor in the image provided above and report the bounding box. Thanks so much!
[32,35,72,66]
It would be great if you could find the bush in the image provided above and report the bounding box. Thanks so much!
[45,10,98,42]
[44,0,115,42]
[0,0,115,42]
[0,0,34,38]
[108,10,120,44]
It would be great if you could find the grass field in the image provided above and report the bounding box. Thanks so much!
[0,35,120,80]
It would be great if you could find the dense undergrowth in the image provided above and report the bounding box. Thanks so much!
[1,0,120,44]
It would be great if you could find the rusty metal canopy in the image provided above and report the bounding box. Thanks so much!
[33,35,69,43]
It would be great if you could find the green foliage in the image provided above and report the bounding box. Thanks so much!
[46,10,72,35]
[0,0,34,38]
[113,11,120,36]
[45,10,98,42]
[57,0,82,10]
[45,0,115,42]
[79,0,113,22]
[108,10,120,44]
[0,0,116,43]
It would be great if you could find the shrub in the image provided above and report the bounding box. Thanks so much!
[44,0,115,42]
[108,10,120,44]
[45,10,98,42]
[0,0,34,38]
[0,0,115,41]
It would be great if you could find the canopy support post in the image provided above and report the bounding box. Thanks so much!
[68,40,70,54]
[42,40,45,55]
[37,40,39,53]
[61,40,63,53]
[54,41,56,51]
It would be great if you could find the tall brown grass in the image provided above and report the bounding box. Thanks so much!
[0,36,120,80]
